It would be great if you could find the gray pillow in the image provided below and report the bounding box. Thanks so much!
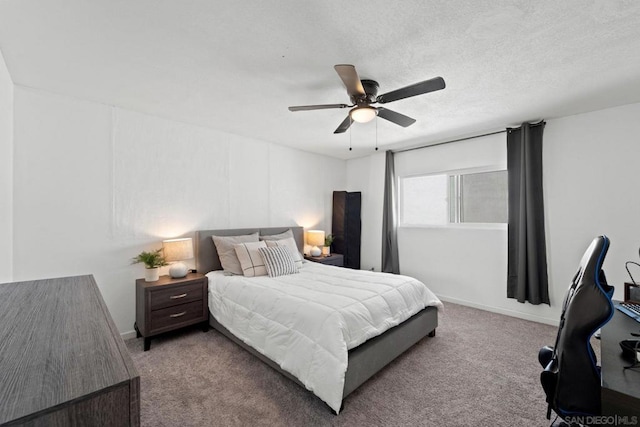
[259,229,294,241]
[212,232,259,275]
[261,229,303,262]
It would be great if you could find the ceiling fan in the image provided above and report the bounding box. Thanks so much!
[288,64,445,134]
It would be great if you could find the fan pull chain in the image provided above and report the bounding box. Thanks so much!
[375,118,379,151]
[349,122,352,151]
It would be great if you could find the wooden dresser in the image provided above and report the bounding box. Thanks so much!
[0,275,140,426]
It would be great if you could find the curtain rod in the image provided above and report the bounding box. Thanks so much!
[392,129,507,154]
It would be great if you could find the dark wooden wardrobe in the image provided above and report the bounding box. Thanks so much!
[332,191,362,269]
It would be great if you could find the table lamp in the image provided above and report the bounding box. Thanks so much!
[162,237,194,278]
[307,230,325,257]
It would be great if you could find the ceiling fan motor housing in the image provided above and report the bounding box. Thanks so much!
[355,79,379,105]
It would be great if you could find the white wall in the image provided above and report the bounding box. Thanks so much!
[12,86,345,334]
[544,103,640,313]
[348,102,640,325]
[0,49,13,284]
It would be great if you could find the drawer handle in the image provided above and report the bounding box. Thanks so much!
[169,311,187,318]
[170,293,187,299]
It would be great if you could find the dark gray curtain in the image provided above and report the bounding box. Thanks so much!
[382,150,399,274]
[507,121,549,305]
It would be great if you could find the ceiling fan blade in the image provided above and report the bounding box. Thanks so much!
[333,116,353,134]
[334,64,365,99]
[376,107,416,127]
[376,76,445,104]
[288,103,349,112]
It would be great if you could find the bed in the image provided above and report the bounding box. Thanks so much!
[195,226,441,413]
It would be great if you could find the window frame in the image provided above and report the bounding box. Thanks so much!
[398,165,508,230]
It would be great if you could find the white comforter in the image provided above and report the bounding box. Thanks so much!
[206,262,443,413]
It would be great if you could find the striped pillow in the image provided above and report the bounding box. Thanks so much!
[258,246,299,277]
[264,237,303,270]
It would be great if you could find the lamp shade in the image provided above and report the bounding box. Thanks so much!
[350,106,377,123]
[307,230,325,247]
[162,238,194,262]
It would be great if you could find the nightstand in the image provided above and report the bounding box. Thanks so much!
[135,272,208,351]
[304,253,344,267]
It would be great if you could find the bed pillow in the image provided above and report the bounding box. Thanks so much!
[258,246,299,278]
[265,237,303,270]
[211,232,259,275]
[234,241,268,277]
[259,229,294,241]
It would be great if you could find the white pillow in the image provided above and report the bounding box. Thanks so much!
[211,232,259,275]
[265,237,303,270]
[258,246,299,278]
[234,241,267,277]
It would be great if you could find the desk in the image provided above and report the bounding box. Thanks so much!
[601,305,640,417]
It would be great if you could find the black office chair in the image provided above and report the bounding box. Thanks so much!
[539,236,615,421]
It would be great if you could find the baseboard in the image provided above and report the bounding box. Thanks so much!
[437,295,560,326]
[121,330,137,340]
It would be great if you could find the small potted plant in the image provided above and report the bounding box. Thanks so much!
[323,234,334,256]
[132,249,168,282]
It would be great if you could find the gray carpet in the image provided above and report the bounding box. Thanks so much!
[126,302,582,426]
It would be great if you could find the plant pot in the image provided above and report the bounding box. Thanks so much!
[145,267,160,282]
[322,246,330,256]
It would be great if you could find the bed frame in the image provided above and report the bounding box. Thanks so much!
[195,226,438,413]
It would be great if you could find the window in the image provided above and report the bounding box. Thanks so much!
[401,174,449,225]
[399,169,507,226]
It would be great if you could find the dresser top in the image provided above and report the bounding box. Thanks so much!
[0,275,139,424]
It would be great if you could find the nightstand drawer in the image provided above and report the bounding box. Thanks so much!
[149,282,203,310]
[150,300,203,332]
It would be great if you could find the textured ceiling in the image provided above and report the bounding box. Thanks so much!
[1,1,640,159]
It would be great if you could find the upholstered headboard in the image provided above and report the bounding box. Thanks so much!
[195,226,304,274]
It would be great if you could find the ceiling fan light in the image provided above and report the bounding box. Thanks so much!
[350,106,377,123]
